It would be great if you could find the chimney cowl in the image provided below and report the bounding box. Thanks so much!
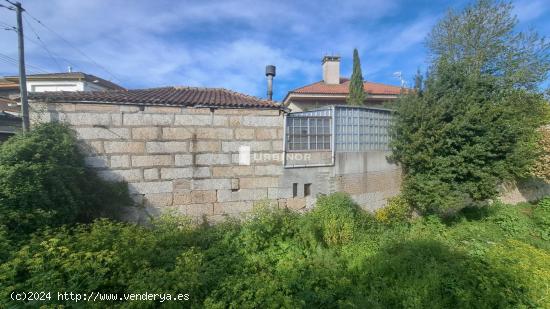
[265,65,276,101]
[265,65,276,77]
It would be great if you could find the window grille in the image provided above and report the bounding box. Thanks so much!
[286,117,331,151]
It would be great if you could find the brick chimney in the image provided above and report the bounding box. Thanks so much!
[322,55,340,85]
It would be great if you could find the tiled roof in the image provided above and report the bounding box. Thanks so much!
[4,72,125,90]
[289,78,403,95]
[28,86,284,109]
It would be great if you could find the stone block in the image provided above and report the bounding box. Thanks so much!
[120,106,140,112]
[145,106,182,113]
[74,127,130,140]
[160,167,193,179]
[192,178,232,190]
[132,127,160,140]
[216,188,267,202]
[111,114,123,126]
[255,128,278,140]
[77,141,104,154]
[162,128,193,140]
[191,141,221,152]
[174,114,212,126]
[98,169,142,182]
[131,155,173,167]
[242,116,281,127]
[62,113,112,126]
[84,156,108,168]
[123,113,174,126]
[129,181,173,194]
[213,201,254,214]
[235,128,255,140]
[173,191,191,205]
[104,141,145,154]
[212,166,253,177]
[144,168,159,180]
[213,115,228,126]
[193,167,211,178]
[144,193,173,207]
[254,165,283,176]
[221,141,271,152]
[268,187,293,199]
[195,128,233,139]
[173,179,191,192]
[239,177,279,188]
[272,141,283,151]
[179,203,214,217]
[175,154,193,166]
[146,141,188,153]
[195,153,231,165]
[74,104,120,112]
[111,155,130,168]
[228,116,241,127]
[190,190,217,203]
[286,197,306,210]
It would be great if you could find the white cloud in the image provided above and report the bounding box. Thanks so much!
[514,0,548,23]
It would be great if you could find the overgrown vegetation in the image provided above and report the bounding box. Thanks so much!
[0,123,132,239]
[391,0,550,215]
[1,192,549,308]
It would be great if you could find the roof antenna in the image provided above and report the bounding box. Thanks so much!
[393,71,406,87]
[265,65,276,101]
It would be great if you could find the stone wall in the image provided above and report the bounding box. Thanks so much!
[30,102,404,223]
[30,102,301,223]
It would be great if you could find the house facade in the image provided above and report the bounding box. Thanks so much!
[283,56,403,112]
[3,72,124,96]
[28,86,402,223]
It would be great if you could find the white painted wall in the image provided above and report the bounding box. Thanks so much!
[28,80,109,92]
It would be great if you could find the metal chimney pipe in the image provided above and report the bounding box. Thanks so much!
[265,65,276,101]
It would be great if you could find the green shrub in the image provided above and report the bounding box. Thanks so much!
[0,123,132,237]
[312,192,359,246]
[374,195,412,224]
[533,197,550,240]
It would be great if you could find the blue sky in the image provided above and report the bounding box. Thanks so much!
[0,0,548,101]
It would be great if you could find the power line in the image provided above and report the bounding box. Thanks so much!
[0,3,14,11]
[0,52,49,74]
[24,10,123,83]
[23,16,64,71]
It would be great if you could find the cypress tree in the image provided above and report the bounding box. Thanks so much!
[347,48,365,105]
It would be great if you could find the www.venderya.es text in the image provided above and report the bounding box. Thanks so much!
[10,291,190,303]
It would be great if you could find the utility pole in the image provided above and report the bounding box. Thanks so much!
[15,2,30,132]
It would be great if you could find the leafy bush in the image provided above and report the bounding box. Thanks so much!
[532,126,550,182]
[533,198,550,240]
[0,123,132,237]
[374,195,412,224]
[1,194,550,308]
[311,193,359,245]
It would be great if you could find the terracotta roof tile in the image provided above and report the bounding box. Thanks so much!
[27,86,283,109]
[290,78,403,95]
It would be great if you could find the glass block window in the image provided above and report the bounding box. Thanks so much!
[286,117,331,151]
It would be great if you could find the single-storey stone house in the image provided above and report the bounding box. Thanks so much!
[29,86,402,223]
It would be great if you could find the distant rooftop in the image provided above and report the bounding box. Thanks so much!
[289,78,403,96]
[28,86,284,110]
[4,72,125,90]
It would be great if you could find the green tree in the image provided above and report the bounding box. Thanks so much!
[391,0,550,215]
[347,48,366,105]
[0,123,132,237]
